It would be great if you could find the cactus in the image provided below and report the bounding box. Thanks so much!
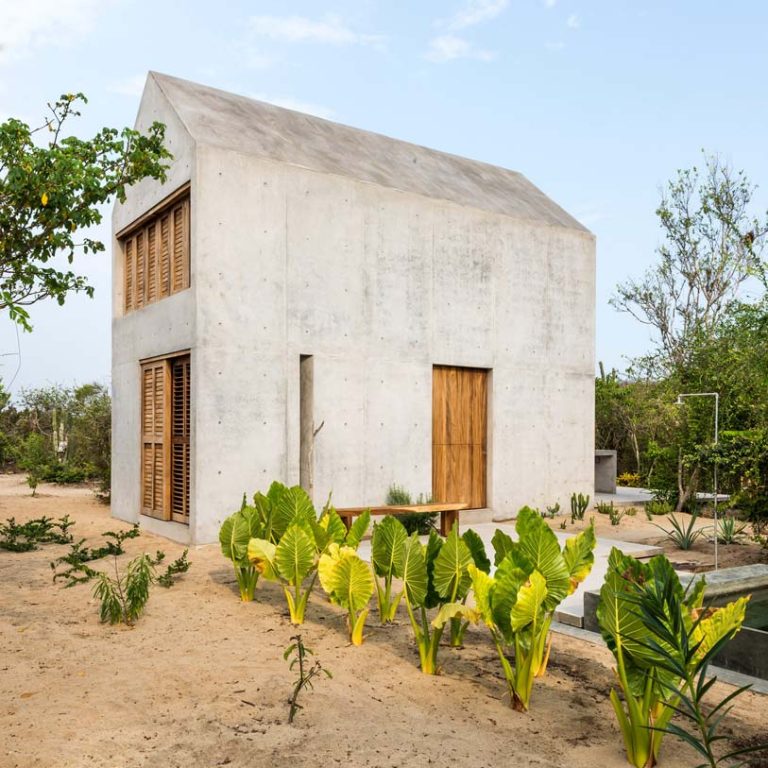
[570,492,590,522]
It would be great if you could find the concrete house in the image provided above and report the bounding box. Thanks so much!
[111,73,595,545]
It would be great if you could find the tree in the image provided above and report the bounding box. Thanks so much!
[611,153,768,374]
[0,93,171,329]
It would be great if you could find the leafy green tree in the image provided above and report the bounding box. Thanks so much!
[611,153,767,374]
[17,432,51,495]
[0,93,171,329]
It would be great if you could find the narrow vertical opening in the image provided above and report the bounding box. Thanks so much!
[299,355,314,495]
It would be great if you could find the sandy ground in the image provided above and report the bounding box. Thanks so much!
[1,476,766,768]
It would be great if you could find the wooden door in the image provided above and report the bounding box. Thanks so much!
[432,366,488,508]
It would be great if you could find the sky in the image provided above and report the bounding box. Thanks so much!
[0,0,767,394]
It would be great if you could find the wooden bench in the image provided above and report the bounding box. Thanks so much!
[336,502,469,537]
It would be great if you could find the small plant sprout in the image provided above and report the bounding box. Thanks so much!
[655,512,708,550]
[570,492,590,522]
[91,549,190,625]
[284,634,331,724]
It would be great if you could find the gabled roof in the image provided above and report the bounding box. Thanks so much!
[149,72,588,231]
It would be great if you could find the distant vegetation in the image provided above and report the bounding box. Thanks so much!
[0,381,111,499]
[597,153,768,534]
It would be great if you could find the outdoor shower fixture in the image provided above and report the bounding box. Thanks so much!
[675,392,720,570]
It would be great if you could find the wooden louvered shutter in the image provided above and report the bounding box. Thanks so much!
[171,199,189,294]
[170,356,191,523]
[141,360,171,520]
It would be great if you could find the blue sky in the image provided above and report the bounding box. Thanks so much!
[1,0,767,392]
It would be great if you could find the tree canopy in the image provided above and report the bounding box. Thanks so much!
[0,93,171,329]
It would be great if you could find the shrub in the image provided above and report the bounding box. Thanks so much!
[617,472,641,487]
[385,483,436,534]
[597,548,751,768]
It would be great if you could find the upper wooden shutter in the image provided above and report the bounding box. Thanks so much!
[122,190,190,313]
[170,356,191,523]
[141,360,171,520]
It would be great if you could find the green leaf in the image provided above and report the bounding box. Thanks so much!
[511,569,548,633]
[272,486,316,539]
[462,528,491,573]
[371,516,407,578]
[433,526,472,600]
[491,528,514,566]
[274,523,317,586]
[562,524,596,593]
[399,533,428,607]
[319,544,374,613]
[246,538,277,580]
[219,511,250,566]
[515,506,570,610]
[345,508,371,549]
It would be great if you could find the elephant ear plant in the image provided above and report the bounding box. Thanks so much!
[370,515,408,623]
[436,507,596,711]
[597,548,750,768]
[219,493,270,601]
[246,487,357,625]
[397,524,485,674]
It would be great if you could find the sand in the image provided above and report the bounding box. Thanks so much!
[1,476,766,768]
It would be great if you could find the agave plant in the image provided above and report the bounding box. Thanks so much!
[596,548,749,768]
[655,512,709,550]
[436,507,596,711]
[370,515,408,623]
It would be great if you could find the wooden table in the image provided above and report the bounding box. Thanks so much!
[335,502,469,536]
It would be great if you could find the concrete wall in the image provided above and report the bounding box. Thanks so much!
[113,92,595,545]
[110,78,196,543]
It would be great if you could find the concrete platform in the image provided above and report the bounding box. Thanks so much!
[357,519,662,628]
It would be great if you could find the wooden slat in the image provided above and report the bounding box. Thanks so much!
[159,214,171,298]
[135,231,146,309]
[125,237,134,312]
[146,222,158,304]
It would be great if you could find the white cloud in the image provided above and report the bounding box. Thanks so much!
[107,74,146,98]
[424,35,496,63]
[545,41,565,51]
[567,13,581,29]
[248,14,385,48]
[249,93,335,120]
[543,0,557,7]
[440,0,509,31]
[0,0,107,62]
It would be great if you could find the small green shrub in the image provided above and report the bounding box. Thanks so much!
[17,433,50,495]
[617,472,641,487]
[716,515,748,545]
[596,501,615,515]
[0,514,74,551]
[645,499,673,517]
[385,484,436,534]
[92,549,189,625]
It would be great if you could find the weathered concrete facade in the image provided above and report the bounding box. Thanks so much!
[112,73,595,545]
